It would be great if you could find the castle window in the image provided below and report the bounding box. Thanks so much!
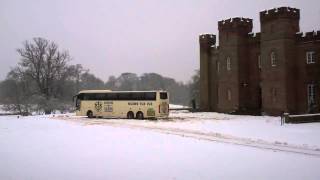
[258,55,261,69]
[307,84,316,106]
[270,51,277,67]
[306,51,315,64]
[226,57,231,71]
[227,89,232,101]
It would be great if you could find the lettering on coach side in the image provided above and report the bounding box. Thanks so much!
[104,101,113,112]
[128,102,138,106]
[128,102,153,106]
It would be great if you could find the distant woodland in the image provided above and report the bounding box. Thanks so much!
[0,38,199,114]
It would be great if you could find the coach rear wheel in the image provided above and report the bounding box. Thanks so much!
[136,111,144,120]
[127,111,134,119]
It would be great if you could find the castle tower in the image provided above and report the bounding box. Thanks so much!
[260,7,300,115]
[295,31,320,114]
[217,17,253,113]
[199,34,216,111]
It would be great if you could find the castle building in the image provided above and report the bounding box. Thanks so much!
[199,7,320,115]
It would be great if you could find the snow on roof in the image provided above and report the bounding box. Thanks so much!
[78,90,112,94]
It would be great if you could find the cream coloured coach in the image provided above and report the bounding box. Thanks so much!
[74,90,169,119]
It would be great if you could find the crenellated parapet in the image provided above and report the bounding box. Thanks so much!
[199,34,216,50]
[260,7,300,23]
[199,6,319,115]
[218,17,253,34]
[296,31,320,43]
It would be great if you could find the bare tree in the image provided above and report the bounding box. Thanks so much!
[67,64,88,92]
[16,37,71,114]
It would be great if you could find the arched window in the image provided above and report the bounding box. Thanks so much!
[226,57,231,71]
[270,51,277,67]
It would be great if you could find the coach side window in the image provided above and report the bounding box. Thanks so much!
[132,92,144,100]
[145,92,156,100]
[77,93,84,100]
[96,93,105,100]
[160,92,168,99]
[83,94,93,100]
[118,93,131,100]
[106,93,118,100]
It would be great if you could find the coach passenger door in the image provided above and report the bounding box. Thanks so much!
[159,92,169,116]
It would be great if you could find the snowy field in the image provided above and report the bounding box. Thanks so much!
[1,110,320,179]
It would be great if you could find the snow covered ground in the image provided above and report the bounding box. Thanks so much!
[168,111,320,148]
[169,104,189,109]
[1,111,320,179]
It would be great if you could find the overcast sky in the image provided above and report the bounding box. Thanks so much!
[1,0,319,82]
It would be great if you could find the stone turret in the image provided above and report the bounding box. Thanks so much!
[260,7,301,115]
[199,34,216,111]
[216,17,253,113]
[260,7,300,23]
[199,34,216,50]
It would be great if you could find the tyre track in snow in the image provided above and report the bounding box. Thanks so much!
[85,120,320,157]
[53,116,320,157]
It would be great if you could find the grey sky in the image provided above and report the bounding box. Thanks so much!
[1,0,319,82]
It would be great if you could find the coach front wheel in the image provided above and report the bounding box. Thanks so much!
[87,111,93,118]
